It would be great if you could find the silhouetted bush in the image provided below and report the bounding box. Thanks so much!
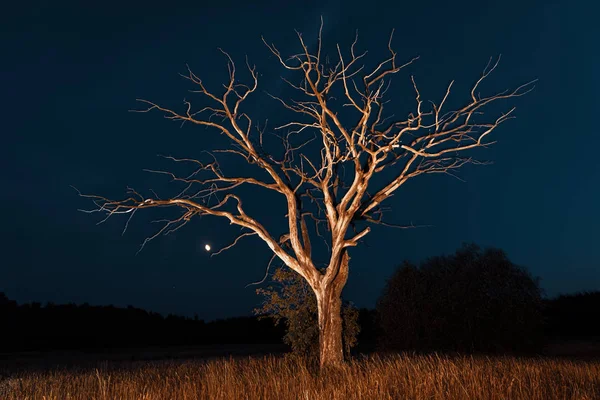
[376,243,544,354]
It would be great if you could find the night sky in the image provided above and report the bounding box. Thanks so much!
[2,0,598,320]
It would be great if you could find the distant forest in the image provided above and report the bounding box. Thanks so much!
[543,291,600,340]
[0,293,284,353]
[1,291,598,354]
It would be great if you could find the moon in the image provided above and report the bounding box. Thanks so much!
[204,244,211,252]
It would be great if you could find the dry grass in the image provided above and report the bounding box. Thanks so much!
[1,353,598,399]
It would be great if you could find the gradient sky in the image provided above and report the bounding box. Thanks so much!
[1,0,598,320]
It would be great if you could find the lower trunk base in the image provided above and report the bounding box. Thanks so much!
[317,289,344,368]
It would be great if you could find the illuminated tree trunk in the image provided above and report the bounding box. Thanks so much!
[316,286,344,367]
[315,252,349,368]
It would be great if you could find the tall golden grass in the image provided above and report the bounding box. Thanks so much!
[2,353,598,399]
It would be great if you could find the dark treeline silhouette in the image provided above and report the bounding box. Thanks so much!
[543,291,600,340]
[1,244,598,357]
[375,243,599,355]
[0,293,285,353]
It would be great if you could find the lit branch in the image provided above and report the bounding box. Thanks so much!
[211,231,258,257]
[344,227,370,248]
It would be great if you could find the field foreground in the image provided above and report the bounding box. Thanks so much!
[1,354,598,399]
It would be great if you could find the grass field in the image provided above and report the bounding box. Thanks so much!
[1,353,598,399]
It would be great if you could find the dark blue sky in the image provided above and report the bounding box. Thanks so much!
[2,0,598,320]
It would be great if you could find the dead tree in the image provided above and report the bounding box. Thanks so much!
[77,22,535,368]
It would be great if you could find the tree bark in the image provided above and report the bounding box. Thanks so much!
[316,285,344,368]
[315,252,349,368]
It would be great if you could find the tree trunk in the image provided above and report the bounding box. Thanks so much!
[315,251,349,369]
[316,285,344,368]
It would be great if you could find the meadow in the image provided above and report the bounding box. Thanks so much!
[1,353,598,399]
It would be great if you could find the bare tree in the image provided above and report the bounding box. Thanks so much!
[77,21,535,368]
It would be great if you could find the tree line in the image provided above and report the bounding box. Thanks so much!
[0,296,283,353]
[2,243,598,356]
